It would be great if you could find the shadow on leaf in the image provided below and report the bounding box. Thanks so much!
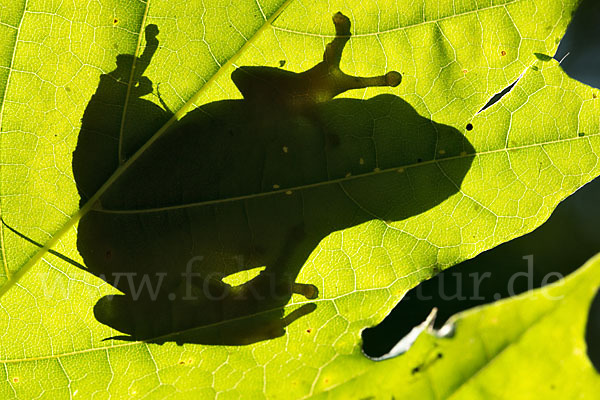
[73,17,475,345]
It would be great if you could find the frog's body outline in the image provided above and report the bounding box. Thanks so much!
[74,13,473,345]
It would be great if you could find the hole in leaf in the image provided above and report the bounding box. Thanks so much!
[362,176,600,359]
[553,0,600,89]
[478,76,521,113]
[585,288,600,372]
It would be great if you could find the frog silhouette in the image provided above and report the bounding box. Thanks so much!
[74,13,475,345]
[72,24,172,206]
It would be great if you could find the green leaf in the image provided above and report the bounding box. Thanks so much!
[1,0,598,398]
[318,253,600,399]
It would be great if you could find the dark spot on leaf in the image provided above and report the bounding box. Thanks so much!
[411,366,421,374]
[437,352,443,359]
[113,18,118,24]
[65,86,71,92]
[531,66,539,71]
[466,123,473,131]
[534,52,552,62]
[550,384,556,390]
[306,328,312,333]
[279,60,286,67]
[178,361,185,365]
[579,132,586,137]
[593,93,598,99]
[12,377,18,383]
[500,50,506,56]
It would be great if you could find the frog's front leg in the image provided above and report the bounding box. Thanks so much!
[231,12,401,111]
[309,12,402,98]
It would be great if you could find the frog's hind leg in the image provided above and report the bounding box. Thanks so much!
[265,223,319,300]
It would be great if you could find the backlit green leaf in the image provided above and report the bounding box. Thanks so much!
[0,0,597,398]
[319,253,600,399]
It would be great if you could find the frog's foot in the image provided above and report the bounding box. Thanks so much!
[231,270,318,302]
[292,282,319,299]
[155,82,174,115]
[315,12,402,100]
[230,12,401,109]
[280,303,317,328]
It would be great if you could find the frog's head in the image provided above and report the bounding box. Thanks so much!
[232,12,401,111]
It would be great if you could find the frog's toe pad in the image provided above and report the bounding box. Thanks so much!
[386,71,402,87]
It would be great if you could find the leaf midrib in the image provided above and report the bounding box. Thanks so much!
[96,129,600,214]
[0,0,295,300]
[117,0,152,165]
[271,0,523,38]
[0,0,29,282]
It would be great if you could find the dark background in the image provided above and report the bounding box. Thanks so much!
[363,0,600,358]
